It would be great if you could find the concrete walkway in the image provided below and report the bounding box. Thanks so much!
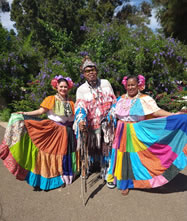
[0,124,187,221]
[0,121,7,128]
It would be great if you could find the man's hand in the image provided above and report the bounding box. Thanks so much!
[79,121,87,132]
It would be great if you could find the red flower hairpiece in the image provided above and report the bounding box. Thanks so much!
[51,75,74,90]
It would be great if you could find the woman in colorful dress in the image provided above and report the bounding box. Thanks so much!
[0,75,79,191]
[107,75,187,195]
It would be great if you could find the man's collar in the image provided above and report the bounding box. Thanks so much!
[86,78,100,88]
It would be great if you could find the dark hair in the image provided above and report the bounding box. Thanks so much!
[127,75,139,84]
[57,78,69,86]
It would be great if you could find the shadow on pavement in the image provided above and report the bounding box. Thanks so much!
[85,181,106,206]
[81,174,106,206]
[137,173,187,194]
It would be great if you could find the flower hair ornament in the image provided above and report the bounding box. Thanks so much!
[138,75,145,91]
[51,75,74,90]
[122,75,145,91]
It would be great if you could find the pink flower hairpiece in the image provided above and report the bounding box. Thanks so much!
[122,75,145,91]
[122,76,128,88]
[51,75,74,90]
[138,75,145,91]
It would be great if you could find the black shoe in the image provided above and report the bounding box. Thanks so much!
[61,183,66,188]
[33,186,42,191]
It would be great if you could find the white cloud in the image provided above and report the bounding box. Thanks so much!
[147,8,161,32]
[0,11,16,31]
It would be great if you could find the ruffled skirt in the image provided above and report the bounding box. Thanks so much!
[107,114,187,190]
[0,114,79,190]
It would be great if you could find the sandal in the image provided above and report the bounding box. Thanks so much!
[121,189,129,196]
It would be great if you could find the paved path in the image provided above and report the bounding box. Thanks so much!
[0,122,7,129]
[0,124,187,221]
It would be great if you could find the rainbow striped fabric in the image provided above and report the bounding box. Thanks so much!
[107,114,187,190]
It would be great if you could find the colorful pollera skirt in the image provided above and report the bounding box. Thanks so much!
[107,114,187,190]
[0,113,79,190]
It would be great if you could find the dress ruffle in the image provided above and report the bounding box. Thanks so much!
[115,94,161,121]
[0,113,78,190]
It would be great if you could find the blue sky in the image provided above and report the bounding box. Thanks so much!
[0,0,160,32]
[0,0,16,31]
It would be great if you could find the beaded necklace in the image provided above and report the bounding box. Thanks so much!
[123,92,141,111]
[56,93,67,102]
[87,79,103,102]
[56,93,72,117]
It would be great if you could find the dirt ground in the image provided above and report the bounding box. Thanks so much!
[0,125,187,221]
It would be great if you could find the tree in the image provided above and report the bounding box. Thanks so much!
[152,0,187,43]
[10,0,122,55]
[115,1,152,27]
[10,0,87,54]
[0,27,43,104]
[141,1,152,16]
[0,23,11,52]
[0,0,10,12]
[84,0,122,24]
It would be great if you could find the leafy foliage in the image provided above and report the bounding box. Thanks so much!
[10,0,122,53]
[115,1,152,27]
[0,1,187,113]
[78,22,187,97]
[0,0,10,12]
[0,108,11,122]
[10,57,79,111]
[156,90,187,112]
[0,23,12,52]
[152,0,187,44]
[0,30,43,105]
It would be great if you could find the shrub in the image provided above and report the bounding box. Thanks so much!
[156,90,187,112]
[11,58,78,111]
[1,22,187,112]
[0,108,11,122]
[78,23,187,97]
[0,33,43,105]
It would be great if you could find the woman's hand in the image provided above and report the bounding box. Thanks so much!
[153,109,185,117]
[15,111,26,115]
[173,111,185,115]
[14,107,47,116]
